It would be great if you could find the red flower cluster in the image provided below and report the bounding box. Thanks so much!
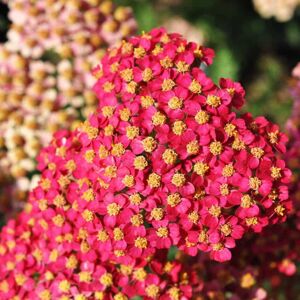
[0,28,291,298]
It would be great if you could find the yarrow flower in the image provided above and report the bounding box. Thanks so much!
[0,28,292,298]
[0,0,136,209]
[253,0,300,22]
[188,62,300,299]
[4,0,137,59]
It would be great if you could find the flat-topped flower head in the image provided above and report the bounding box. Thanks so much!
[0,28,292,299]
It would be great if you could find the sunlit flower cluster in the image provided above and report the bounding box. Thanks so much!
[0,28,291,299]
[253,0,300,22]
[0,0,136,206]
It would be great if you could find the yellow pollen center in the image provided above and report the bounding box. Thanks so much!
[245,217,258,226]
[111,143,125,157]
[82,189,95,201]
[162,79,176,91]
[100,273,113,287]
[168,287,181,300]
[171,173,186,187]
[84,150,95,163]
[222,164,235,177]
[114,250,125,257]
[157,226,169,238]
[220,223,232,236]
[151,208,164,220]
[102,118,112,132]
[142,137,157,152]
[52,215,65,227]
[142,68,153,82]
[176,61,189,73]
[172,120,186,135]
[97,230,109,242]
[189,79,202,93]
[220,183,230,196]
[212,243,224,251]
[268,131,278,144]
[271,166,282,179]
[39,290,51,300]
[250,147,264,159]
[133,268,147,281]
[168,97,183,109]
[104,165,117,178]
[274,205,285,216]
[103,82,115,93]
[99,145,109,159]
[82,210,94,222]
[102,105,115,117]
[147,173,161,188]
[53,195,66,207]
[232,137,245,150]
[134,237,148,249]
[160,56,173,68]
[167,193,181,207]
[241,194,254,208]
[141,95,155,108]
[107,203,121,216]
[59,280,70,293]
[162,149,177,165]
[119,108,131,121]
[188,211,199,224]
[0,281,8,293]
[122,175,135,187]
[134,156,148,170]
[186,140,200,155]
[209,205,221,217]
[114,293,128,300]
[79,271,91,283]
[131,214,144,226]
[134,46,146,58]
[210,141,223,156]
[66,255,78,269]
[126,126,139,139]
[129,193,142,205]
[194,162,209,176]
[206,95,221,107]
[249,177,261,191]
[113,228,124,241]
[126,81,137,94]
[195,110,210,125]
[120,68,133,82]
[224,123,236,137]
[152,111,166,126]
[146,285,160,298]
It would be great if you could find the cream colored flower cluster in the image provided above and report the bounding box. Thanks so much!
[253,0,300,22]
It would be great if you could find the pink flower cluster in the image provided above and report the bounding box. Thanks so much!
[0,28,292,298]
[187,63,300,299]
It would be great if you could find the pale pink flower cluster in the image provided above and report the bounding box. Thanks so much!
[5,0,136,59]
[0,0,136,206]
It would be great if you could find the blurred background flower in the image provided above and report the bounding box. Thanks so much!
[253,0,300,22]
